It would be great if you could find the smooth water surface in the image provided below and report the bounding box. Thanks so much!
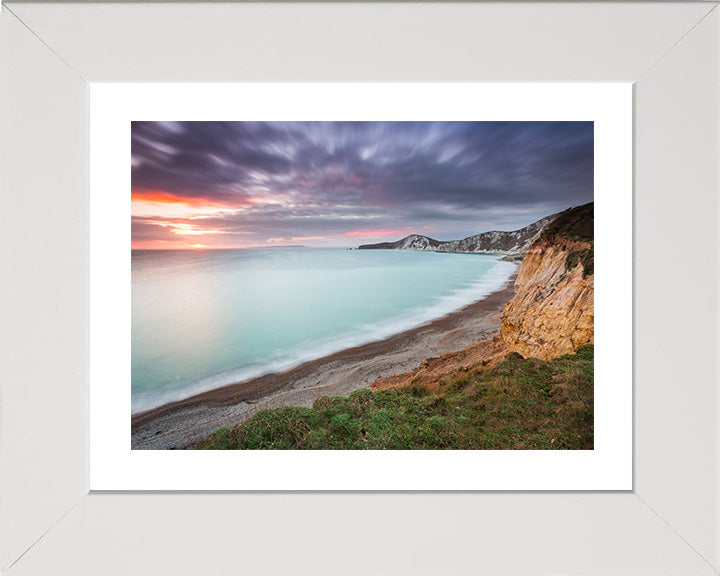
[132,247,516,412]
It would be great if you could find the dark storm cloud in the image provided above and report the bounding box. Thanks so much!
[132,121,593,244]
[132,121,293,201]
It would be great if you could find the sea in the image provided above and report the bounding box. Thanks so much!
[131,247,517,413]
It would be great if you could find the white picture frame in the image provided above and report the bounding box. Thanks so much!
[90,82,631,491]
[1,2,719,575]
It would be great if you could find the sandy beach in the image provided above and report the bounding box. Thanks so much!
[131,272,517,449]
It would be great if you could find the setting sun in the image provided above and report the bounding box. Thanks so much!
[192,244,204,248]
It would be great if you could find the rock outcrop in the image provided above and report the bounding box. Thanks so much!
[394,234,442,251]
[500,203,594,360]
[356,234,440,251]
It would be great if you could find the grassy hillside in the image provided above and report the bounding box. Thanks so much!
[543,202,594,242]
[197,344,593,450]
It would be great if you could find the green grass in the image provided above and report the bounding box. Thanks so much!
[196,344,594,450]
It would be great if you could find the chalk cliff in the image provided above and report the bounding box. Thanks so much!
[437,214,557,256]
[358,213,558,256]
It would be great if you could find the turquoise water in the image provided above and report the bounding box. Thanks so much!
[131,248,516,412]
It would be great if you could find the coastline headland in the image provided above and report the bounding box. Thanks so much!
[195,202,595,451]
[131,272,517,449]
[132,202,594,450]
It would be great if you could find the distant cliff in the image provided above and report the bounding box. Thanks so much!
[438,214,557,255]
[358,234,442,251]
[500,202,594,360]
[358,213,558,256]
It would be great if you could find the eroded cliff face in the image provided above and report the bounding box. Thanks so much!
[501,235,594,360]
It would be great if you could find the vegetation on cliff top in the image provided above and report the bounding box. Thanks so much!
[543,202,594,277]
[544,202,594,243]
[197,344,594,450]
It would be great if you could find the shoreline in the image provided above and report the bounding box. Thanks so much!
[132,272,517,450]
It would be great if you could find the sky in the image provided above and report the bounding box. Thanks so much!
[131,121,593,249]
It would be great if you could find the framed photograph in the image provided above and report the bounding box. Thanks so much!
[90,83,630,490]
[2,2,718,575]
